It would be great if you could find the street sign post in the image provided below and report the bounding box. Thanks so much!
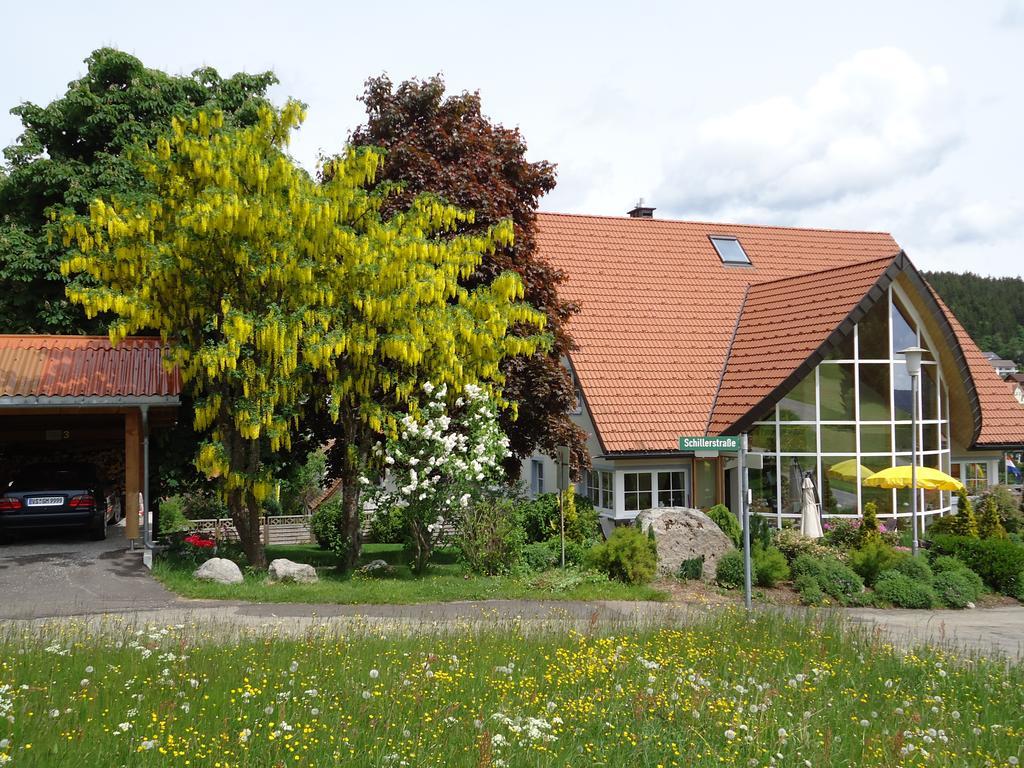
[555,445,571,568]
[680,434,751,611]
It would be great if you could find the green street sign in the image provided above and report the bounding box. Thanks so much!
[679,435,741,452]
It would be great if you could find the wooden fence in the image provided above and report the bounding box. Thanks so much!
[189,515,314,546]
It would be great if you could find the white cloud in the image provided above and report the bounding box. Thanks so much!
[657,48,960,215]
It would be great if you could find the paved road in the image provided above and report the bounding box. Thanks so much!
[0,525,178,619]
[845,605,1024,661]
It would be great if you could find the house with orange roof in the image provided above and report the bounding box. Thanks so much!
[522,206,1024,530]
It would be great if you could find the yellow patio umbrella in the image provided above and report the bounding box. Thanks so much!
[826,459,875,482]
[861,465,965,492]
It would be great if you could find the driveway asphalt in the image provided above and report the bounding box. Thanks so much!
[0,524,179,619]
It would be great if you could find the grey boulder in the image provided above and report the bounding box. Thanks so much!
[634,507,734,580]
[194,557,244,585]
[267,558,319,584]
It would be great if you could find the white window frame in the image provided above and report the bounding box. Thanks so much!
[530,459,544,496]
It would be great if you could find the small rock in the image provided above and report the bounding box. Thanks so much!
[965,601,976,609]
[267,558,319,584]
[361,558,393,576]
[194,557,243,585]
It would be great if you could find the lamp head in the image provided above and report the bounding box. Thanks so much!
[899,346,927,377]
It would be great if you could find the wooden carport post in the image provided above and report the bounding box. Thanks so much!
[124,409,142,541]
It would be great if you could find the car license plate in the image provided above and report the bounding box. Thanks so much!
[26,497,63,507]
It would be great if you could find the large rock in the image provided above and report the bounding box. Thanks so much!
[267,558,319,584]
[634,507,733,580]
[194,557,244,585]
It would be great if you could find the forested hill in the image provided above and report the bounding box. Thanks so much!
[924,271,1024,367]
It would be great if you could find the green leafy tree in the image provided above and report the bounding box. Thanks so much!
[61,103,544,569]
[951,488,979,538]
[348,75,586,478]
[0,48,276,333]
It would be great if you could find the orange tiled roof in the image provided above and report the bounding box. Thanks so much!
[929,296,1024,448]
[0,335,180,399]
[708,255,898,434]
[536,212,1024,452]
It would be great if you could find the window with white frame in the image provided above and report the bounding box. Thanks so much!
[657,470,687,507]
[623,472,653,512]
[531,459,544,496]
[588,469,614,509]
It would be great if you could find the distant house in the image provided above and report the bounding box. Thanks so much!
[522,210,1024,527]
[982,352,1017,379]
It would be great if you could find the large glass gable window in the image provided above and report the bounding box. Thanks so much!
[749,285,951,528]
[710,236,751,265]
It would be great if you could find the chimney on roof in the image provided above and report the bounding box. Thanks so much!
[627,198,655,219]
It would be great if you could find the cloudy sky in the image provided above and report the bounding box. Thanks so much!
[2,0,1021,276]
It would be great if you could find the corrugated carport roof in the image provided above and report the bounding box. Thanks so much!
[0,335,180,407]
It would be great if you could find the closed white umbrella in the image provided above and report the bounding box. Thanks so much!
[800,475,824,539]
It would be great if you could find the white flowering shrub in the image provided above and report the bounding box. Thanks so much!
[367,382,509,573]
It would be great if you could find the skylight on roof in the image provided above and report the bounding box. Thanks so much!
[710,236,751,265]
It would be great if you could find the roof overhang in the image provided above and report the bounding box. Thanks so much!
[0,395,180,408]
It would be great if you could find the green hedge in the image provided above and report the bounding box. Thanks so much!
[928,535,1024,599]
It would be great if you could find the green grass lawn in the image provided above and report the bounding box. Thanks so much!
[152,543,667,604]
[1,611,1020,767]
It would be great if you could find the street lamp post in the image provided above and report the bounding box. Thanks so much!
[900,346,927,556]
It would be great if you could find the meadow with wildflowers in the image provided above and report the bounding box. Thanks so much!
[0,610,1021,767]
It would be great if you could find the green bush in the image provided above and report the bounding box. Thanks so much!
[522,541,558,572]
[892,555,933,584]
[951,489,979,538]
[930,555,985,596]
[368,504,406,544]
[456,498,526,576]
[978,496,1008,540]
[861,501,880,541]
[926,514,959,538]
[158,495,191,537]
[794,574,825,606]
[791,554,864,603]
[678,556,704,581]
[874,570,939,609]
[822,519,864,549]
[588,526,658,585]
[929,534,1024,598]
[773,527,841,564]
[746,513,774,551]
[715,549,745,589]
[848,539,906,587]
[753,545,790,588]
[707,504,742,547]
[310,499,344,551]
[546,536,587,567]
[521,493,599,545]
[933,570,982,608]
[981,485,1023,533]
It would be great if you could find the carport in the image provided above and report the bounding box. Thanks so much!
[0,335,180,545]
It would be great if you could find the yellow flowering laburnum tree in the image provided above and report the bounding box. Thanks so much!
[60,101,545,569]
